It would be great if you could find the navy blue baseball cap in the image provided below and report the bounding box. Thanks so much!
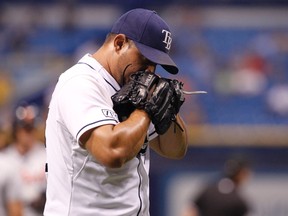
[111,8,178,74]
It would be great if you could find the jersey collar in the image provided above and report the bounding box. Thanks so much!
[78,54,121,92]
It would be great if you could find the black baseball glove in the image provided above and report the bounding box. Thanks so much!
[111,71,185,134]
[111,71,159,121]
[145,78,185,134]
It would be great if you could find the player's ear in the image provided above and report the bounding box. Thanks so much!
[114,34,128,52]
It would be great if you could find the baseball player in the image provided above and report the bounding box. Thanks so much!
[182,158,251,216]
[4,103,47,216]
[44,8,188,216]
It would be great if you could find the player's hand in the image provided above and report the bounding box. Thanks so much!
[111,71,159,122]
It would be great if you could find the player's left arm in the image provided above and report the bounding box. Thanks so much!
[111,71,191,159]
[7,201,23,216]
[150,114,188,159]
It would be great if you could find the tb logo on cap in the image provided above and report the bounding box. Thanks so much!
[162,29,172,50]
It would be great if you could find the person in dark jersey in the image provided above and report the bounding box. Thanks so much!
[183,157,252,216]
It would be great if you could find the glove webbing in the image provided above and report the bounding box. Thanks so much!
[130,73,156,99]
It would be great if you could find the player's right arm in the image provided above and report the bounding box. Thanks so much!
[57,73,150,169]
[80,109,150,168]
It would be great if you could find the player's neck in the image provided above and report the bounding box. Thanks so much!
[92,49,112,75]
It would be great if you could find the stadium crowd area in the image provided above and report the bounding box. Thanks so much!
[1,3,288,130]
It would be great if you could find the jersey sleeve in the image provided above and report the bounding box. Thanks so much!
[57,73,118,142]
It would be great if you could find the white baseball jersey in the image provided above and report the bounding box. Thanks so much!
[0,152,22,216]
[44,54,158,216]
[4,142,46,216]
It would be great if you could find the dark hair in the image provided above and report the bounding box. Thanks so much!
[104,33,118,44]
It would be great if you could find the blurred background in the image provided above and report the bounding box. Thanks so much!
[0,0,288,216]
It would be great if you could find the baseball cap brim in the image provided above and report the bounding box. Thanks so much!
[134,42,179,74]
